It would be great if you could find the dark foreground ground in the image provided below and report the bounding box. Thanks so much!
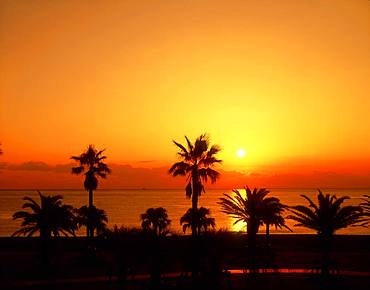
[1,234,370,289]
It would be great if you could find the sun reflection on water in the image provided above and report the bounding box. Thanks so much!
[230,220,246,232]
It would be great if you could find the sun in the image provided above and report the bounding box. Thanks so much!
[236,149,246,158]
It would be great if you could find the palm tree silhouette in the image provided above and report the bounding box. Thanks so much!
[75,205,108,237]
[141,207,171,237]
[140,208,171,287]
[180,207,215,236]
[12,191,76,239]
[219,187,287,249]
[169,134,221,237]
[71,144,110,237]
[261,200,291,246]
[287,190,363,276]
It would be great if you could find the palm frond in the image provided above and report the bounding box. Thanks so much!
[173,140,189,156]
[193,134,209,159]
[184,136,194,153]
[185,181,192,198]
[168,161,190,176]
[71,166,85,174]
[288,189,363,236]
[13,191,76,238]
[300,194,319,212]
[198,168,220,183]
[180,207,215,234]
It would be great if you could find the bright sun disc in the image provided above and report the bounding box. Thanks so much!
[236,149,246,158]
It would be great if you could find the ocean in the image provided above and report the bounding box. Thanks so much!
[1,188,369,236]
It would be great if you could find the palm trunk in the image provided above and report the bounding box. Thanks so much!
[191,174,198,239]
[322,248,329,276]
[247,229,256,251]
[191,197,198,239]
[247,219,257,250]
[321,235,332,277]
[40,228,51,266]
[246,221,257,270]
[150,235,161,288]
[40,228,51,241]
[266,223,270,248]
[190,174,200,280]
[88,189,94,237]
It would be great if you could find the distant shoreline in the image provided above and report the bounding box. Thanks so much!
[1,187,370,191]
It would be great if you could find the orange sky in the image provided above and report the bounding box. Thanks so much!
[0,0,369,189]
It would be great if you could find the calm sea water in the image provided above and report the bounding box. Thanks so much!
[1,188,369,236]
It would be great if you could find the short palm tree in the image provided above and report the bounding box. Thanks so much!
[12,191,76,239]
[287,190,363,275]
[75,205,108,237]
[180,207,215,236]
[261,199,291,246]
[169,134,221,237]
[141,207,171,237]
[219,187,287,249]
[71,145,110,237]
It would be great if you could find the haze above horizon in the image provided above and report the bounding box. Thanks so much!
[1,0,369,189]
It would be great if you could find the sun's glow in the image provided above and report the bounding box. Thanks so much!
[236,149,246,158]
[231,220,246,232]
[0,0,369,190]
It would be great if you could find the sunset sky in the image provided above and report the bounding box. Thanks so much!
[0,0,369,189]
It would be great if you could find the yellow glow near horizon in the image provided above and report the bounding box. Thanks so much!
[0,0,369,180]
[231,220,246,232]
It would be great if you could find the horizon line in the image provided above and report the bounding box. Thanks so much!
[1,187,370,191]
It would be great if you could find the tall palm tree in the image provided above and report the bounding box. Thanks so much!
[287,190,363,275]
[12,191,76,239]
[75,205,108,237]
[180,207,215,236]
[219,187,286,249]
[169,134,221,237]
[141,207,171,237]
[71,144,110,237]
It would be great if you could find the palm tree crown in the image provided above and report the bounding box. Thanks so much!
[261,198,291,245]
[180,207,215,235]
[141,207,171,237]
[261,198,290,229]
[71,145,111,196]
[75,205,108,237]
[169,134,221,236]
[12,191,76,238]
[219,187,287,248]
[287,190,363,237]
